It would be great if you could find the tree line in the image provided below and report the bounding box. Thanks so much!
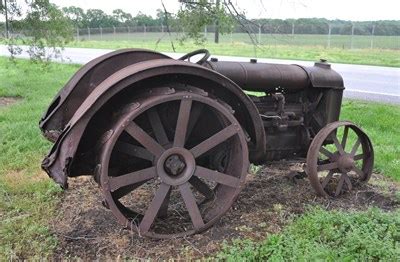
[60,7,400,36]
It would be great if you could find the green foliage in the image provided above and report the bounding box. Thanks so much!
[177,0,235,44]
[218,208,400,261]
[3,0,73,62]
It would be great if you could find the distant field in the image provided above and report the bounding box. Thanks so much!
[76,32,400,50]
[68,37,400,67]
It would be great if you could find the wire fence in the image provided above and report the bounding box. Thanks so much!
[3,23,400,50]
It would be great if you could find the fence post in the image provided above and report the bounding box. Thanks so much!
[258,24,261,43]
[76,27,79,41]
[350,23,354,49]
[143,25,146,35]
[291,23,295,36]
[161,23,164,33]
[327,24,332,48]
[113,26,116,40]
[204,25,207,38]
[370,24,375,49]
[87,27,91,40]
[100,27,102,40]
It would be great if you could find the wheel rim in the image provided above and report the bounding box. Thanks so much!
[307,121,374,197]
[100,89,249,238]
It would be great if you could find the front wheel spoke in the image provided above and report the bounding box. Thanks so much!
[321,171,334,188]
[350,138,361,156]
[341,126,349,150]
[189,176,215,200]
[342,173,353,191]
[139,183,171,234]
[195,166,240,188]
[190,124,238,158]
[335,174,345,196]
[125,122,164,158]
[179,182,205,229]
[353,154,364,161]
[320,147,334,159]
[352,166,365,177]
[173,99,192,148]
[332,135,345,155]
[116,141,154,161]
[109,167,156,192]
[147,108,169,146]
[317,162,339,172]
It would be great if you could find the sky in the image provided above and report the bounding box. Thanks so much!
[50,0,400,21]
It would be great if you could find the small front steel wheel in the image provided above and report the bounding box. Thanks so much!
[306,121,374,197]
[100,89,249,238]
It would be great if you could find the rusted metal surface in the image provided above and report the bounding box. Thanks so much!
[306,121,374,197]
[40,48,374,238]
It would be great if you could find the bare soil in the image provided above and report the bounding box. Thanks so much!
[51,163,400,260]
[0,96,22,107]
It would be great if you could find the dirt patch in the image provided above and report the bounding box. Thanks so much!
[51,163,399,260]
[0,96,22,107]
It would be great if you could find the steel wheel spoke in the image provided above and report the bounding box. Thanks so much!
[353,154,364,161]
[190,124,238,158]
[185,103,204,143]
[179,182,205,229]
[157,187,171,218]
[139,183,171,234]
[320,147,333,159]
[321,171,334,188]
[343,173,353,191]
[335,174,345,196]
[109,167,156,192]
[173,99,192,147]
[350,138,361,156]
[147,108,169,146]
[317,162,339,172]
[353,166,365,177]
[195,166,240,188]
[116,141,153,161]
[189,176,214,200]
[125,122,164,158]
[332,135,345,155]
[341,126,349,151]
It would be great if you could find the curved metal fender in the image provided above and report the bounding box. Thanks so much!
[40,48,170,141]
[42,59,266,188]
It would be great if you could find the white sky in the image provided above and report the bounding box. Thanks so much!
[49,0,400,21]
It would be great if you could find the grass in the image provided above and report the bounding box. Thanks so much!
[217,207,400,260]
[0,57,398,259]
[0,58,79,259]
[65,32,400,67]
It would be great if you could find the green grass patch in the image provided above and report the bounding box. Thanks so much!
[340,100,400,180]
[67,38,400,67]
[0,57,79,259]
[218,207,400,261]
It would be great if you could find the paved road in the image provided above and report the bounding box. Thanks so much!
[1,45,399,104]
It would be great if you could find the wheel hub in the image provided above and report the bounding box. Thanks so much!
[156,148,196,186]
[338,155,355,171]
[164,154,186,176]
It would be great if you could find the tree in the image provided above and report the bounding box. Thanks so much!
[1,0,73,62]
[177,0,235,44]
[112,9,133,25]
[62,6,86,28]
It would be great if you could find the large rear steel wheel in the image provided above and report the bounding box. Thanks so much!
[307,121,374,197]
[100,88,249,238]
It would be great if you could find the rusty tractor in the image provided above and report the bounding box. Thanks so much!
[40,49,374,238]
